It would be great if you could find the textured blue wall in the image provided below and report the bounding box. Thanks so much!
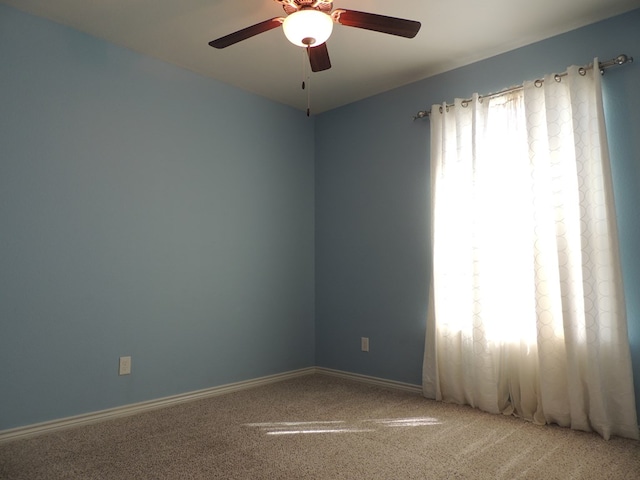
[0,5,315,430]
[315,9,640,417]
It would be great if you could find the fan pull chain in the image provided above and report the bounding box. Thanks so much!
[305,46,311,117]
[301,47,306,91]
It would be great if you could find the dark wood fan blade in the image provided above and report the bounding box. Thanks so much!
[308,43,332,72]
[334,10,421,38]
[209,18,284,49]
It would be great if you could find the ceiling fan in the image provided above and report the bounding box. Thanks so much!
[208,0,422,73]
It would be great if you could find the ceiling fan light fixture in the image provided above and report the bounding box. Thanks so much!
[283,9,333,47]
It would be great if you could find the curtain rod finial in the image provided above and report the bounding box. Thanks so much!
[413,110,429,120]
[616,54,633,65]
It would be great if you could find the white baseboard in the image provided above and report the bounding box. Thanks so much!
[0,367,422,443]
[316,367,423,394]
[0,367,315,443]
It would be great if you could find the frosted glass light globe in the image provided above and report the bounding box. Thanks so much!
[283,9,333,47]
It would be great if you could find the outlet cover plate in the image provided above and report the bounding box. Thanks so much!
[119,356,131,375]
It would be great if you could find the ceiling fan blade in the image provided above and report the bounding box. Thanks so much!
[308,43,332,72]
[334,9,421,38]
[209,17,284,49]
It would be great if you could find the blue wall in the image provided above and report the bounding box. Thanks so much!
[0,5,315,430]
[315,9,640,418]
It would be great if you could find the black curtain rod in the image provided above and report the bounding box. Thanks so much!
[413,54,634,120]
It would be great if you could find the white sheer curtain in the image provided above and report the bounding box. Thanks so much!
[422,60,639,440]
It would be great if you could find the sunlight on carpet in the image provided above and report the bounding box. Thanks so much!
[247,417,444,435]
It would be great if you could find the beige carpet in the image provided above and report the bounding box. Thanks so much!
[1,374,639,479]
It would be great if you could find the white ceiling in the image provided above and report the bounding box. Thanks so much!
[3,0,639,113]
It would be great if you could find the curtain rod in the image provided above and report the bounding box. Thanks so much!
[413,54,634,120]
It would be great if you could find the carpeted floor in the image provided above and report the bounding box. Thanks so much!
[1,374,639,479]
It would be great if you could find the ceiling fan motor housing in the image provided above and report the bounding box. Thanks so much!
[278,0,334,15]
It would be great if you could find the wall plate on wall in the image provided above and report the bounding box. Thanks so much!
[119,356,131,376]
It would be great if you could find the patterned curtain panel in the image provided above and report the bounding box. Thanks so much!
[422,60,639,440]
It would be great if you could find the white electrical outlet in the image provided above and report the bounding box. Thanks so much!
[361,337,369,352]
[119,356,132,376]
